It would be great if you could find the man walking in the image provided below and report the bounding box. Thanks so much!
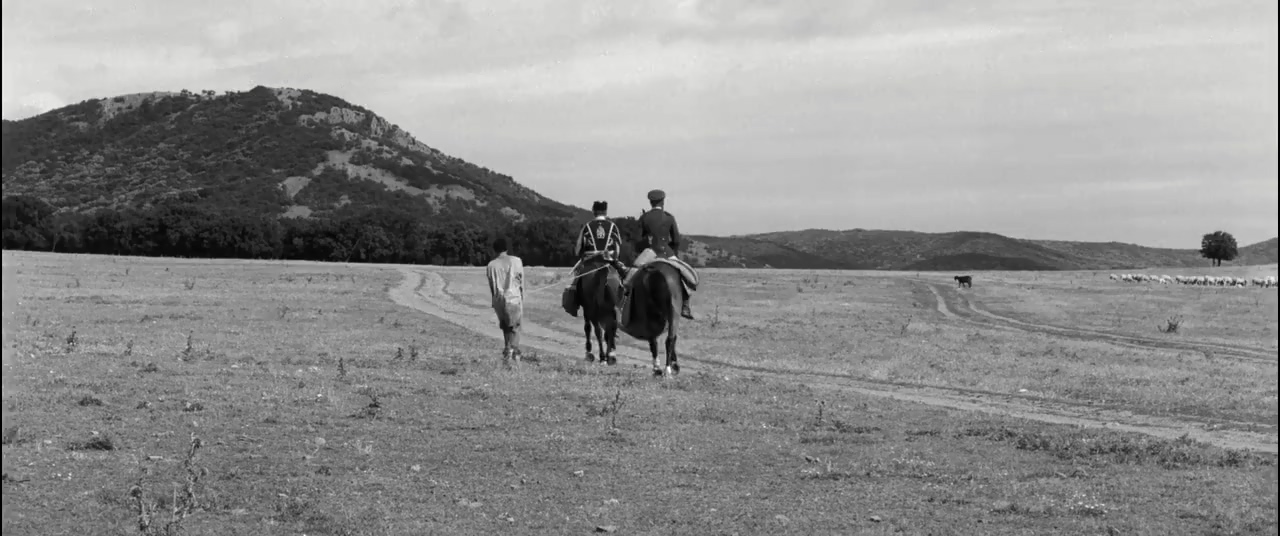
[638,189,695,320]
[486,237,524,361]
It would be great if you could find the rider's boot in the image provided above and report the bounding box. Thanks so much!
[680,287,694,320]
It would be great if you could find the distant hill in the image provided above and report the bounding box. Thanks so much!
[705,229,1279,271]
[2,86,1270,271]
[686,235,845,269]
[1240,238,1280,264]
[1,86,748,267]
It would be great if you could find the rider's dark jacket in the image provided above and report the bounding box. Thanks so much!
[576,216,622,260]
[639,208,681,258]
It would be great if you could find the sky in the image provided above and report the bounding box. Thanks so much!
[3,0,1277,248]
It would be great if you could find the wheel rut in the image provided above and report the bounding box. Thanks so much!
[389,267,1278,454]
[916,281,1277,364]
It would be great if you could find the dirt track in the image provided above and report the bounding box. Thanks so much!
[389,267,1278,454]
[919,281,1278,363]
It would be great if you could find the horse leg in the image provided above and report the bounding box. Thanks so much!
[649,339,662,377]
[593,322,604,365]
[665,316,679,377]
[604,317,618,366]
[583,319,595,362]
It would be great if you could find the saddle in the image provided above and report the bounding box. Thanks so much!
[624,249,698,291]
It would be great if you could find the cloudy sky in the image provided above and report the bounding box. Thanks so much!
[3,0,1276,247]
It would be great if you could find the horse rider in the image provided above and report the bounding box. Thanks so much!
[638,189,695,320]
[563,201,627,316]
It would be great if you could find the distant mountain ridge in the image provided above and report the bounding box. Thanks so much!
[0,86,750,266]
[2,86,1273,271]
[691,230,1278,271]
[1,86,584,225]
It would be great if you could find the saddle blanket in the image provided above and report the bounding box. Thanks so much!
[630,249,698,290]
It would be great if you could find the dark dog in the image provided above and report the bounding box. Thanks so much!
[954,275,973,288]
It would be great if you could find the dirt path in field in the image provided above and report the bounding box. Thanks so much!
[389,268,1278,454]
[918,281,1278,364]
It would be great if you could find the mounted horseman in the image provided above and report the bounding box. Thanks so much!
[629,189,695,320]
[562,201,628,317]
[619,189,700,377]
[562,201,628,364]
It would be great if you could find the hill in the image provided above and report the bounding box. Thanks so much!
[2,86,1270,271]
[1,86,747,267]
[1239,238,1280,264]
[707,229,1278,271]
[1,87,585,225]
[686,235,851,269]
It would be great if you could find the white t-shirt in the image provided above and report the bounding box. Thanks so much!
[486,253,524,306]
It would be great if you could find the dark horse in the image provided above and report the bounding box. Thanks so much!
[622,262,684,377]
[577,256,621,365]
[955,275,973,288]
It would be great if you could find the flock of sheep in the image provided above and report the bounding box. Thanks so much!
[1109,273,1278,288]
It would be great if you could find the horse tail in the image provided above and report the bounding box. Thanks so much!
[577,263,617,317]
[598,268,616,310]
[647,266,674,322]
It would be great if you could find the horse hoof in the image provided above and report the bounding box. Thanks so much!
[652,368,664,378]
[665,365,675,377]
[585,352,595,363]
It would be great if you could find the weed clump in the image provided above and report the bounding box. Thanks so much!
[597,389,626,432]
[962,426,1271,469]
[1158,315,1184,334]
[65,329,78,353]
[78,395,104,407]
[799,401,882,444]
[69,431,118,451]
[130,433,205,536]
[351,391,382,419]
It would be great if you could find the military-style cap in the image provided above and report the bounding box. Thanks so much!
[647,189,666,202]
[592,200,608,212]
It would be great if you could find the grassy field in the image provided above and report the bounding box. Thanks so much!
[957,266,1279,351]
[493,267,1279,426]
[2,251,1277,535]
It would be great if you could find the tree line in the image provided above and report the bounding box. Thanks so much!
[1,195,648,267]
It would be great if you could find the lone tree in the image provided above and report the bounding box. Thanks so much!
[1200,230,1239,267]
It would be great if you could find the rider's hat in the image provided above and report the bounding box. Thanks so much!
[647,190,666,202]
[592,200,608,213]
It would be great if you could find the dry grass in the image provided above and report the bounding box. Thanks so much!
[459,267,1278,425]
[2,252,1276,535]
[966,266,1279,349]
